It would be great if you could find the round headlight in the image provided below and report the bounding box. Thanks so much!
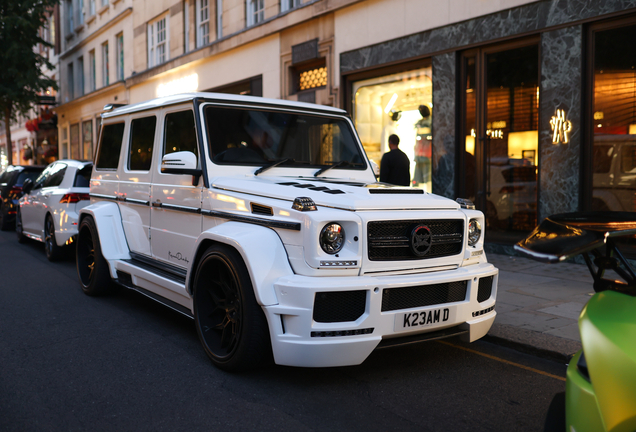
[468,219,482,247]
[320,223,345,254]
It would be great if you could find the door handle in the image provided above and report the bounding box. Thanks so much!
[151,200,162,208]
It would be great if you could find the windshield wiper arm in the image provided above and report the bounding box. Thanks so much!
[314,161,349,177]
[254,158,293,176]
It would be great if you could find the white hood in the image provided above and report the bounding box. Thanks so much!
[210,175,460,211]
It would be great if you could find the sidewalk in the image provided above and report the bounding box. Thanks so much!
[485,252,594,362]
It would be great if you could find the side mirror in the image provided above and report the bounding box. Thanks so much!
[22,178,34,195]
[370,160,380,178]
[161,151,202,186]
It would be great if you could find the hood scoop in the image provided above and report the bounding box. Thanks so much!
[368,189,424,195]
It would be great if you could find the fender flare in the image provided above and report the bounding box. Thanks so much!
[188,221,293,306]
[79,201,130,277]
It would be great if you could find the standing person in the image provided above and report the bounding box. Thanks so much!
[379,134,411,186]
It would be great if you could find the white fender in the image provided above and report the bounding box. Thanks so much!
[189,222,293,306]
[79,201,131,278]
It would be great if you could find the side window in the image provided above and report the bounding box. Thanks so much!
[96,122,126,169]
[15,170,41,186]
[74,164,93,187]
[33,166,53,190]
[128,116,157,171]
[43,164,68,188]
[164,110,198,159]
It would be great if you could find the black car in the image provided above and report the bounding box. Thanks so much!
[0,165,45,230]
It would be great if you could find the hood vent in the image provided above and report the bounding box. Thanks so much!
[277,182,345,195]
[251,203,273,216]
[369,189,424,195]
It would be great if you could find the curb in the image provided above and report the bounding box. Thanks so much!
[483,323,582,364]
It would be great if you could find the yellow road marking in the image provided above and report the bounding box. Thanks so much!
[437,340,566,382]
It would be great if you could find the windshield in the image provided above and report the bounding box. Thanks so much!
[205,105,366,170]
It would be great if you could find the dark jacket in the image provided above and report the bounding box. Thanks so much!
[379,148,411,186]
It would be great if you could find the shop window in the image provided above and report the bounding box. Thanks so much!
[352,67,433,191]
[590,22,636,213]
[70,123,80,160]
[82,120,93,161]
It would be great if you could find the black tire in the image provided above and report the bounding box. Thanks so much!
[543,392,566,432]
[44,215,63,262]
[76,217,112,296]
[193,244,272,372]
[0,204,10,231]
[15,207,27,244]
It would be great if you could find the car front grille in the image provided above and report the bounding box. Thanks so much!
[367,219,464,261]
[381,281,468,312]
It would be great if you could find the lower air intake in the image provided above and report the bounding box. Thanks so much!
[477,276,494,303]
[313,290,366,323]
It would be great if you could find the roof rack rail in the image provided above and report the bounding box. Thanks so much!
[103,103,127,111]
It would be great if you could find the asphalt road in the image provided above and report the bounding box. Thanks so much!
[0,228,566,432]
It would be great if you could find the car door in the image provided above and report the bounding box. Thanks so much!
[22,165,54,237]
[35,163,68,238]
[150,106,202,272]
[119,114,157,256]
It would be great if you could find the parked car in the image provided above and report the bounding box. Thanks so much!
[516,212,636,432]
[77,93,499,371]
[16,160,92,261]
[0,165,45,230]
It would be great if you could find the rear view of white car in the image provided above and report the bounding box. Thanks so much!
[17,160,93,261]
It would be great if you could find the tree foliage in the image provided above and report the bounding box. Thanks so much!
[0,0,59,166]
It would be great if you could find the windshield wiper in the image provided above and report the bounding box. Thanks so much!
[314,161,350,177]
[254,158,293,176]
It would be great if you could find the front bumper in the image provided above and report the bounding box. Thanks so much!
[263,262,498,367]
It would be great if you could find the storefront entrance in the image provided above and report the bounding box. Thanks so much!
[351,66,433,191]
[460,41,540,243]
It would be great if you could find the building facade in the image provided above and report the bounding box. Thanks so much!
[55,0,636,250]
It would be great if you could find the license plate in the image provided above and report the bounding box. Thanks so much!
[394,307,456,332]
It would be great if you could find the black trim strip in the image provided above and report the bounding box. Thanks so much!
[90,193,117,201]
[376,325,468,349]
[127,252,187,282]
[192,98,210,188]
[116,271,193,319]
[125,198,150,206]
[159,203,202,214]
[202,209,301,231]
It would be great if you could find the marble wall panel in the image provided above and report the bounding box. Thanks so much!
[340,0,636,74]
[539,25,582,220]
[432,52,456,199]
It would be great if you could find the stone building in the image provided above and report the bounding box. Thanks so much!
[55,0,636,250]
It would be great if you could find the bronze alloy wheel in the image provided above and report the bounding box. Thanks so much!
[44,215,63,261]
[76,217,112,296]
[193,244,272,371]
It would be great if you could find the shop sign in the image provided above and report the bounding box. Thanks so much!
[156,73,199,98]
[550,108,572,144]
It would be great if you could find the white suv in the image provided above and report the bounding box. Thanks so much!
[78,93,498,371]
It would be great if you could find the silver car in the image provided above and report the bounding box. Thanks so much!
[17,160,93,261]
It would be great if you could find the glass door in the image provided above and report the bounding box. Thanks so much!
[460,41,540,243]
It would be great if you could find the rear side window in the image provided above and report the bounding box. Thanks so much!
[96,122,125,169]
[0,171,12,186]
[43,164,67,188]
[164,111,198,158]
[128,116,156,171]
[74,165,93,187]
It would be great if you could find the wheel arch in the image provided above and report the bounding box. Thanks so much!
[188,221,294,306]
[78,201,130,278]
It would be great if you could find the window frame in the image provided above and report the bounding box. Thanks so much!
[116,32,124,81]
[102,41,109,87]
[246,0,264,27]
[196,0,210,48]
[148,13,170,68]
